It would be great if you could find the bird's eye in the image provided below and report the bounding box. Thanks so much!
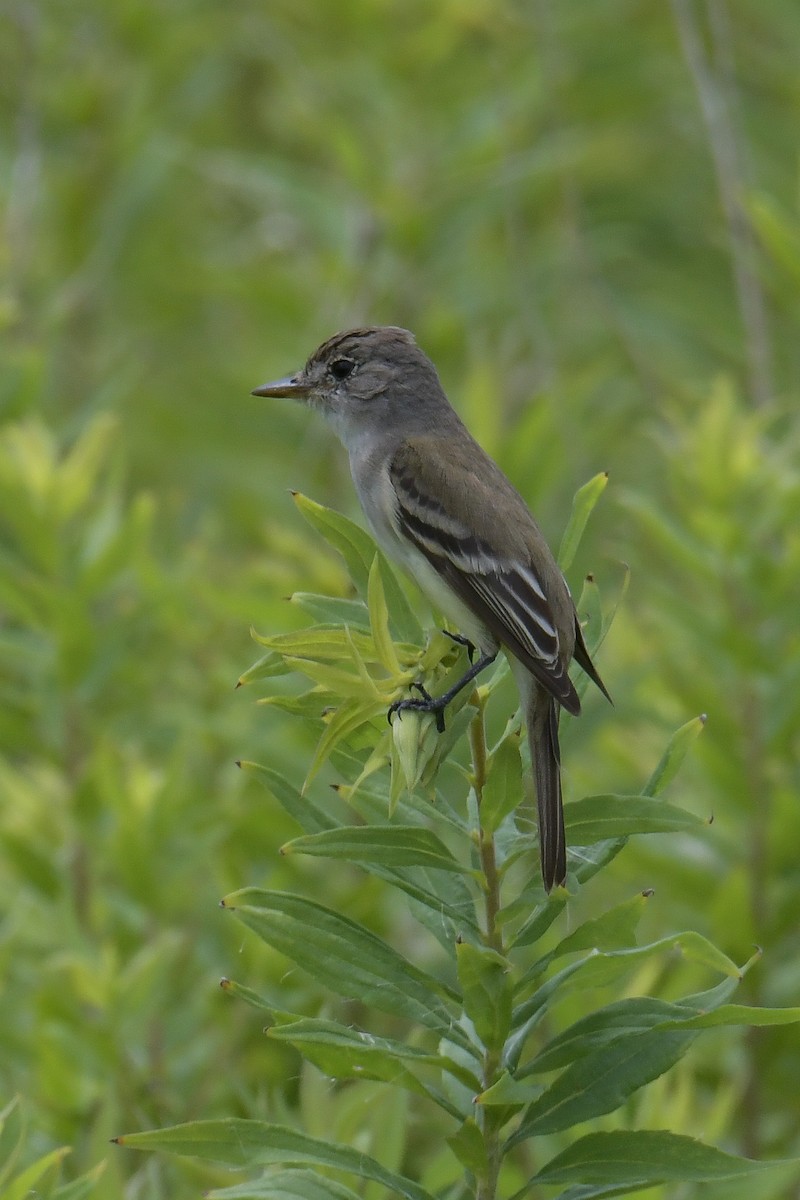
[329,357,355,381]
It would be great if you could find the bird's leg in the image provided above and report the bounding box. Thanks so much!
[388,651,497,734]
[441,629,476,662]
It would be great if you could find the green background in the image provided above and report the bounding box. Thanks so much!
[1,1,798,1195]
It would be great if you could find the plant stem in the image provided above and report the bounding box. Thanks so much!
[470,694,505,1200]
[670,0,773,408]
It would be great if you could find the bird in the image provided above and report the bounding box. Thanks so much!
[252,326,610,890]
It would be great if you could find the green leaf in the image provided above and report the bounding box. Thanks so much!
[531,1130,795,1188]
[525,997,697,1074]
[548,933,741,994]
[558,472,609,572]
[253,625,383,667]
[368,556,402,674]
[1,1146,71,1200]
[656,1003,800,1031]
[0,1097,25,1189]
[267,1016,479,1100]
[573,574,604,671]
[222,888,465,1043]
[282,825,470,873]
[446,1118,489,1176]
[258,692,332,719]
[51,1162,107,1200]
[236,763,334,834]
[219,978,300,1023]
[207,1168,363,1200]
[293,493,377,597]
[369,864,481,942]
[643,714,708,797]
[60,413,117,511]
[376,556,424,645]
[475,1071,544,1107]
[305,698,387,786]
[517,892,652,994]
[564,794,708,843]
[510,1030,697,1143]
[509,933,742,1067]
[114,1120,436,1200]
[290,593,371,630]
[481,734,524,834]
[509,890,569,949]
[456,942,512,1052]
[238,651,293,686]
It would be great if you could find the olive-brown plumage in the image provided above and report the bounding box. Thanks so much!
[253,326,610,890]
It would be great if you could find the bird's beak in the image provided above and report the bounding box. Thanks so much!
[251,374,310,399]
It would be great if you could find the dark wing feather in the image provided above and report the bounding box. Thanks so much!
[390,441,581,715]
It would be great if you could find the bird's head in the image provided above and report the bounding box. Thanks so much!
[252,326,449,442]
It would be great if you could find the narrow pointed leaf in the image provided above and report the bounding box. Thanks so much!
[114,1120,436,1200]
[2,1147,70,1198]
[531,1130,794,1188]
[236,763,334,834]
[219,978,298,1022]
[293,493,377,596]
[51,1161,107,1200]
[222,889,465,1043]
[509,1031,697,1143]
[290,593,371,630]
[656,1003,800,1030]
[643,715,707,797]
[305,699,387,786]
[564,795,708,843]
[282,825,470,872]
[376,556,423,644]
[267,1017,479,1095]
[238,652,292,686]
[368,556,402,674]
[456,942,512,1052]
[446,1118,489,1176]
[208,1168,362,1200]
[476,1071,544,1107]
[517,892,652,994]
[558,472,609,572]
[525,997,695,1074]
[481,735,524,834]
[369,864,481,940]
[253,626,380,665]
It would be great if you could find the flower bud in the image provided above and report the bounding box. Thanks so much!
[391,709,437,791]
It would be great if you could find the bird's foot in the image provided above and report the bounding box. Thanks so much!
[388,682,447,733]
[442,630,476,662]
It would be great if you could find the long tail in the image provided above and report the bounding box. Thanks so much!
[525,682,566,891]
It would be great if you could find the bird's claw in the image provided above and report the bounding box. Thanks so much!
[442,630,476,663]
[388,682,447,733]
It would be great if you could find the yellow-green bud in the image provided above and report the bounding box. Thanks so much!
[391,710,437,791]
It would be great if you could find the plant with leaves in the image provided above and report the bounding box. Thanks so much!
[0,1097,105,1200]
[115,483,800,1199]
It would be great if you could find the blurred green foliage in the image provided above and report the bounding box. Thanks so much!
[1,0,798,1196]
